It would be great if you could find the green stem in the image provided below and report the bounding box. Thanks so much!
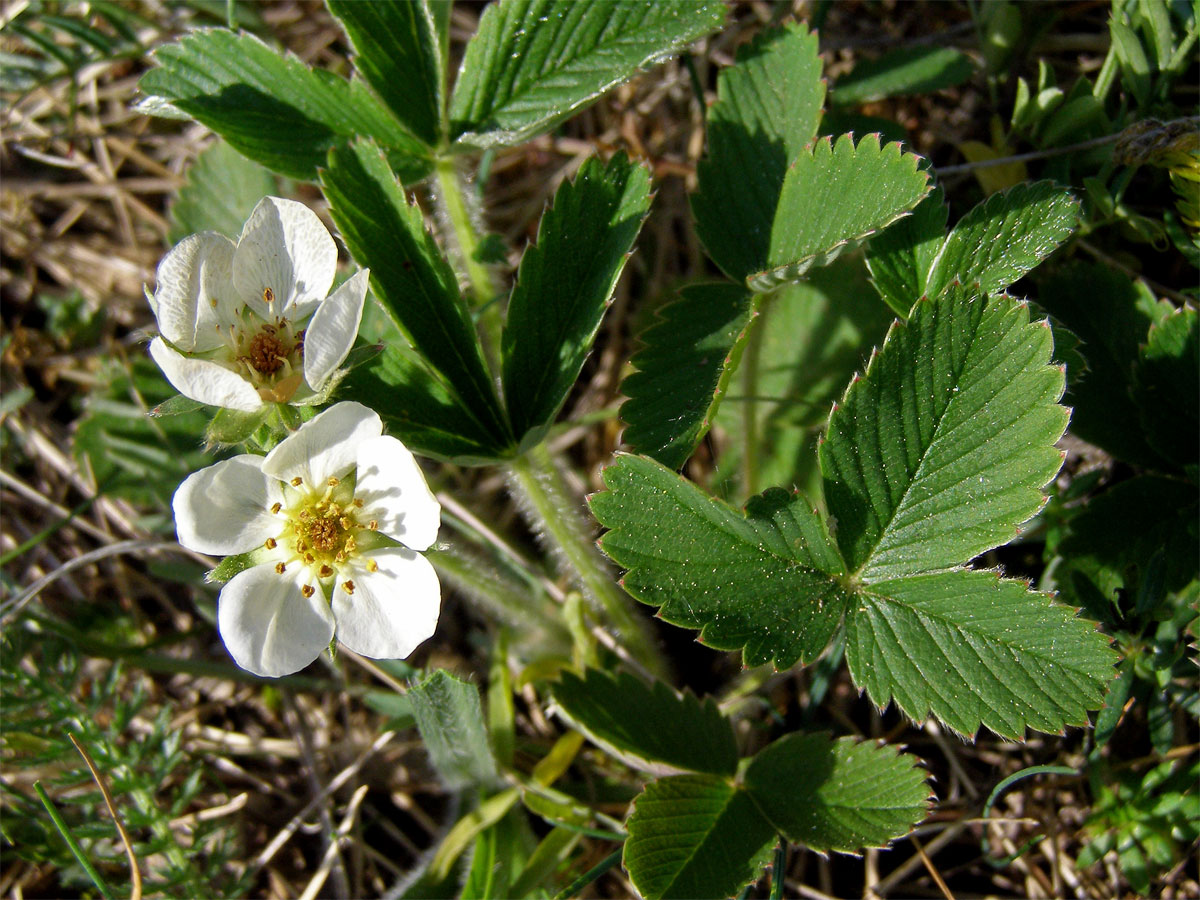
[434,156,503,372]
[35,782,117,900]
[740,297,766,498]
[508,443,666,678]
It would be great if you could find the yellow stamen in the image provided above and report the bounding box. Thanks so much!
[301,584,315,598]
[366,559,378,573]
[275,562,286,574]
[270,502,282,514]
[343,580,355,595]
[291,476,303,487]
[318,564,333,578]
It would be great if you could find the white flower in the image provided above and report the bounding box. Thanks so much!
[173,402,442,677]
[148,196,368,411]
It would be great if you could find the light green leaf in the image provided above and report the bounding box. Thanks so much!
[138,29,430,182]
[501,153,651,443]
[866,184,947,317]
[820,286,1068,581]
[591,455,850,669]
[743,733,930,852]
[924,181,1080,299]
[832,46,973,106]
[448,0,725,149]
[692,24,824,282]
[845,570,1118,738]
[551,668,738,776]
[749,134,931,291]
[327,0,444,147]
[409,670,500,790]
[620,283,756,470]
[321,140,511,452]
[623,774,777,900]
[167,139,276,245]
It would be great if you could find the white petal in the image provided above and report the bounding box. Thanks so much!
[149,338,264,411]
[218,564,335,677]
[355,435,440,551]
[302,269,368,390]
[153,232,236,352]
[173,455,282,555]
[233,197,336,320]
[332,548,440,660]
[263,401,381,487]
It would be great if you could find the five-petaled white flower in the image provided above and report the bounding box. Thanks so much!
[173,402,441,677]
[148,196,367,411]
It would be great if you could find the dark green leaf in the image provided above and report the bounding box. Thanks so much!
[820,286,1068,580]
[327,0,444,146]
[832,46,974,105]
[845,570,1117,738]
[551,668,737,776]
[167,139,276,245]
[749,134,931,291]
[1135,306,1199,473]
[866,184,947,317]
[591,455,850,669]
[623,774,776,900]
[138,29,431,182]
[924,181,1080,299]
[409,670,499,790]
[322,140,511,451]
[743,732,930,852]
[501,153,651,442]
[692,24,824,282]
[448,0,725,149]
[620,283,755,469]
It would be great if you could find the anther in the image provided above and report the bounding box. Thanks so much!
[275,562,286,574]
[353,498,364,508]
[366,559,378,573]
[264,537,277,550]
[367,520,378,531]
[263,287,274,306]
[340,517,353,530]
[328,476,340,487]
[301,584,315,598]
[270,502,282,514]
[343,580,355,595]
[291,476,303,487]
[318,564,333,578]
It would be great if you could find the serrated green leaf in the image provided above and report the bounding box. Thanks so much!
[336,345,511,465]
[924,181,1080,299]
[448,0,725,149]
[866,184,948,317]
[1135,306,1199,473]
[409,670,499,791]
[321,140,511,453]
[138,29,431,182]
[591,455,851,669]
[832,46,973,106]
[845,570,1117,738]
[742,733,930,852]
[748,134,931,291]
[692,24,824,282]
[623,774,776,900]
[551,669,737,776]
[501,153,651,442]
[327,0,443,147]
[167,140,276,245]
[820,286,1068,581]
[620,283,755,469]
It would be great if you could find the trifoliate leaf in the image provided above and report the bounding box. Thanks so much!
[820,286,1068,581]
[925,181,1080,298]
[448,0,725,149]
[832,46,974,106]
[742,732,930,852]
[167,139,276,245]
[501,153,651,443]
[409,670,500,791]
[551,669,737,776]
[748,134,931,291]
[845,570,1117,738]
[623,774,777,900]
[620,283,756,470]
[692,24,825,282]
[138,29,430,182]
[328,0,444,147]
[866,184,947,317]
[591,454,850,669]
[322,140,511,453]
